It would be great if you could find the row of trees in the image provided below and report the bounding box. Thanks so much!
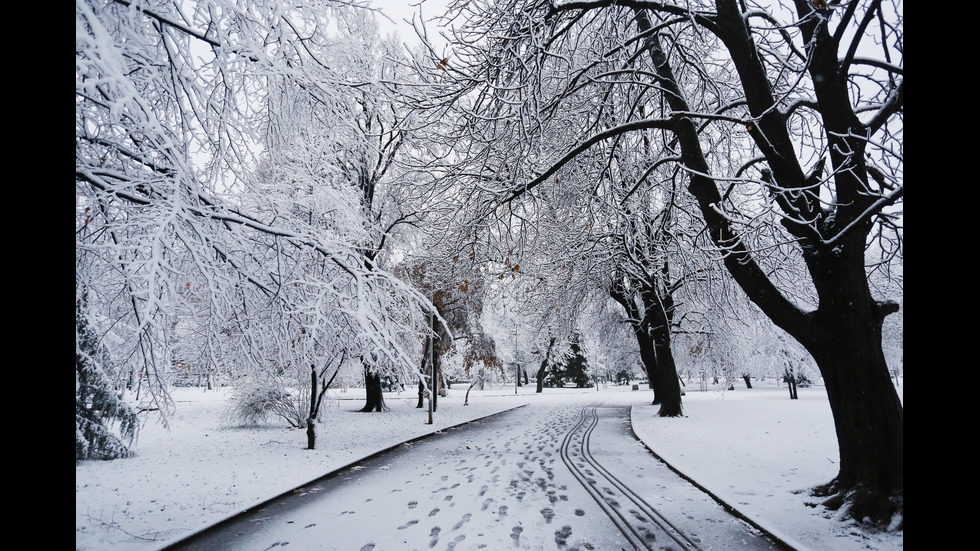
[76,0,902,529]
[400,0,902,527]
[76,0,439,454]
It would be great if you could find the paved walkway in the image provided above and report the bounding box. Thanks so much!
[164,398,784,551]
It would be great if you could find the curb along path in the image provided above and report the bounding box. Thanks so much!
[161,399,791,551]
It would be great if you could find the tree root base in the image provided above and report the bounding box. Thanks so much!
[806,481,903,531]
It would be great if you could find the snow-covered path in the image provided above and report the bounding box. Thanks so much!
[163,396,781,551]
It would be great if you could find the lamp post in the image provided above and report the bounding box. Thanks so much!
[513,324,519,395]
[428,297,434,424]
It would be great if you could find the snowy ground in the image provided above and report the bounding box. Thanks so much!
[75,379,903,551]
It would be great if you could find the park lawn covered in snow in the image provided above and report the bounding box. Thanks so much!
[75,379,903,551]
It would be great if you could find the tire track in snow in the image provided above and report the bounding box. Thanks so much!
[559,404,700,551]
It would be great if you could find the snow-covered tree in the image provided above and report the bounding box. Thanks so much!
[406,0,903,526]
[76,294,138,460]
[76,0,432,442]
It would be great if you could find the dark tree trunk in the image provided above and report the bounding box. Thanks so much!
[639,337,660,403]
[359,365,388,412]
[432,369,438,412]
[306,361,340,449]
[535,337,556,393]
[431,343,439,414]
[306,421,316,449]
[417,335,431,409]
[415,309,442,411]
[464,376,483,406]
[785,368,798,400]
[794,245,903,522]
[742,375,752,389]
[307,366,318,449]
[423,305,443,412]
[638,277,682,417]
[800,313,902,522]
[651,343,681,415]
[649,314,682,417]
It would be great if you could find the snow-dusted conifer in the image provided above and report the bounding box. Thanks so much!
[76,297,138,461]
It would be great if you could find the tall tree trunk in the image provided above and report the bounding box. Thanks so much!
[809,334,902,519]
[642,280,682,417]
[417,335,430,409]
[785,367,798,400]
[535,337,556,393]
[651,326,682,417]
[307,366,318,449]
[359,364,388,412]
[431,368,438,412]
[796,246,903,521]
[306,361,340,449]
[422,303,445,412]
[431,328,440,414]
[635,327,661,404]
[464,376,483,405]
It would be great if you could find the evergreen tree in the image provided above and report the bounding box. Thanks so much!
[543,363,566,388]
[545,335,592,388]
[76,298,138,461]
[564,336,592,388]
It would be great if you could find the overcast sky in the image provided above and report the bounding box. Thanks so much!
[368,0,450,45]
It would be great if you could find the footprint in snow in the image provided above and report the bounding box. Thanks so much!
[554,525,573,546]
[452,513,471,530]
[397,519,419,530]
[428,526,441,548]
[540,508,555,523]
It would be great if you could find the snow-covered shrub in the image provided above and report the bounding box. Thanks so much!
[226,376,306,428]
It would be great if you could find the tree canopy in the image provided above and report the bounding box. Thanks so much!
[76,0,902,530]
[76,0,433,435]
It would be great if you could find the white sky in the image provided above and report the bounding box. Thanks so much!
[368,0,451,50]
